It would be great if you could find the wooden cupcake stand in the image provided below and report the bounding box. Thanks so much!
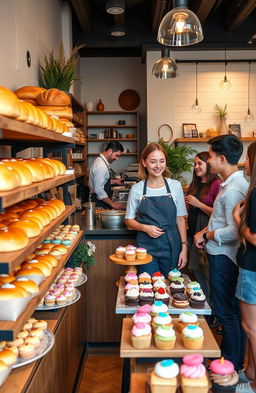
[109,253,152,274]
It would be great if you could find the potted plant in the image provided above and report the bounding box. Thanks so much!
[215,104,229,135]
[72,240,96,271]
[158,139,197,185]
[39,42,85,91]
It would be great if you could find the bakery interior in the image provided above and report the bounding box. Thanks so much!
[0,0,256,392]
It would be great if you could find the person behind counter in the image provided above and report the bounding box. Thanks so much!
[89,141,124,209]
[125,142,188,277]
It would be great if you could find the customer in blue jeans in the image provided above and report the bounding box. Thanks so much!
[194,134,248,371]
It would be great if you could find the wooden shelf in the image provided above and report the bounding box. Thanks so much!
[0,230,83,340]
[87,153,137,156]
[0,174,75,209]
[72,113,85,127]
[0,205,75,274]
[174,137,256,143]
[87,125,137,128]
[87,138,137,141]
[120,318,220,358]
[75,142,86,146]
[75,172,86,179]
[87,111,137,114]
[72,158,85,162]
[0,115,75,143]
[130,374,147,393]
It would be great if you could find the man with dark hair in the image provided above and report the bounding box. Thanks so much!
[194,134,248,371]
[89,141,124,209]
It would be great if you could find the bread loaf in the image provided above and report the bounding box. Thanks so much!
[0,227,28,252]
[2,160,33,186]
[0,162,21,191]
[9,219,41,238]
[14,86,46,100]
[36,106,73,120]
[37,88,71,106]
[22,99,37,105]
[59,118,74,128]
[12,278,39,294]
[0,87,20,118]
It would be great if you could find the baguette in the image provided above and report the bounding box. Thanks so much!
[14,86,46,100]
[36,105,73,120]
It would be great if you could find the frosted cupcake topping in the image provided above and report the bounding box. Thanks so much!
[151,301,168,313]
[116,246,126,252]
[168,268,181,277]
[139,283,153,290]
[131,322,151,336]
[132,312,152,324]
[155,289,169,300]
[154,359,179,379]
[190,291,206,301]
[179,312,198,323]
[136,247,147,253]
[170,281,185,289]
[153,279,167,289]
[125,272,138,281]
[125,250,136,255]
[126,288,139,297]
[153,312,172,325]
[182,325,203,338]
[138,272,151,279]
[187,281,200,289]
[155,325,176,338]
[139,289,154,298]
[125,283,139,291]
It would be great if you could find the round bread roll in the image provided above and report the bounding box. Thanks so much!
[23,102,38,125]
[14,86,46,100]
[48,199,65,212]
[24,253,36,261]
[59,118,74,128]
[0,349,17,366]
[36,88,71,106]
[16,100,30,122]
[0,283,29,300]
[9,219,41,238]
[0,162,21,191]
[28,256,52,269]
[35,105,73,120]
[19,215,43,231]
[0,227,28,252]
[0,86,20,118]
[0,274,15,283]
[49,159,66,175]
[20,210,48,227]
[19,199,40,210]
[20,160,46,182]
[30,158,54,179]
[12,278,39,294]
[34,206,54,221]
[51,245,68,255]
[35,255,57,268]
[0,212,19,221]
[0,359,9,371]
[5,206,25,214]
[2,160,33,186]
[15,266,45,278]
[22,260,51,277]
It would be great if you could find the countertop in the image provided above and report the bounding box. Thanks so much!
[75,213,136,236]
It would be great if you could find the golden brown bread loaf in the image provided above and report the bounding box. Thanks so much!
[22,99,37,105]
[0,162,21,191]
[0,227,28,252]
[12,278,39,294]
[35,105,73,120]
[9,219,41,238]
[59,118,74,128]
[36,88,71,106]
[0,348,17,366]
[0,283,29,299]
[14,86,46,100]
[1,160,33,186]
[0,87,20,118]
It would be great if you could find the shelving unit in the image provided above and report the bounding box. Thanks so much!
[174,137,256,144]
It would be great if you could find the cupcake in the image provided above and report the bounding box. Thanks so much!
[132,311,152,325]
[124,272,138,283]
[125,287,139,306]
[139,282,153,291]
[152,272,165,282]
[131,322,152,349]
[177,312,199,334]
[154,288,170,306]
[115,246,126,259]
[170,280,185,295]
[172,293,189,308]
[18,343,35,358]
[126,245,137,251]
[180,354,210,393]
[136,247,147,260]
[189,290,206,309]
[155,325,176,350]
[153,279,167,292]
[138,304,152,313]
[209,358,238,393]
[182,325,204,350]
[125,249,136,261]
[30,328,44,340]
[152,312,172,331]
[138,277,152,285]
[56,294,67,305]
[124,283,139,293]
[138,289,154,306]
[25,335,41,347]
[150,359,179,393]
[186,281,201,295]
[150,301,168,317]
[168,268,181,281]
[138,272,151,281]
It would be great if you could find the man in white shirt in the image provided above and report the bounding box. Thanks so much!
[194,134,248,371]
[89,141,124,209]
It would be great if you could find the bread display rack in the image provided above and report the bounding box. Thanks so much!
[0,113,84,341]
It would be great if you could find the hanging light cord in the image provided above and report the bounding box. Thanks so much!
[195,61,198,105]
[248,61,251,113]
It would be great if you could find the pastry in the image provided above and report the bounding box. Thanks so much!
[136,247,147,260]
[132,311,152,325]
[124,283,139,293]
[124,272,138,283]
[209,357,239,393]
[155,325,176,350]
[138,304,152,313]
[138,277,152,285]
[139,282,153,291]
[6,337,24,347]
[56,294,67,305]
[177,312,199,333]
[152,312,172,331]
[0,349,17,366]
[182,325,204,349]
[150,300,168,317]
[150,359,179,393]
[138,289,154,306]
[168,268,181,281]
[131,322,152,349]
[17,330,29,340]
[33,320,47,330]
[186,281,201,295]
[152,272,165,282]
[138,272,151,281]
[172,293,189,308]
[115,246,126,259]
[5,345,19,356]
[125,288,139,306]
[125,249,136,261]
[44,293,56,306]
[153,279,167,292]
[126,245,136,251]
[170,280,185,295]
[154,288,170,306]
[189,290,206,309]
[18,343,35,358]
[180,354,210,393]
[30,328,44,340]
[25,335,41,347]
[23,321,33,331]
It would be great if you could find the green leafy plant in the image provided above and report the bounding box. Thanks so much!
[39,42,85,91]
[73,241,96,270]
[158,139,197,184]
[215,104,228,118]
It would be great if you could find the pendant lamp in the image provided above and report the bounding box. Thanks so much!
[157,0,203,47]
[191,62,201,113]
[245,61,254,122]
[110,24,126,36]
[152,47,177,79]
[220,43,231,91]
[106,0,125,15]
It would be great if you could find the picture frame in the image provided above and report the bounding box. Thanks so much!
[229,124,241,138]
[182,123,197,138]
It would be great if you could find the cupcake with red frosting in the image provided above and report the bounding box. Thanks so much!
[152,272,165,282]
[154,288,170,306]
[131,322,151,348]
[180,354,210,393]
[209,357,238,393]
[139,289,154,306]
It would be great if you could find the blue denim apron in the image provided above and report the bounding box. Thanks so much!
[90,155,113,208]
[136,178,181,277]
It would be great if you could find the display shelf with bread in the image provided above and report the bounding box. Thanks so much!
[0,230,83,340]
[0,205,75,274]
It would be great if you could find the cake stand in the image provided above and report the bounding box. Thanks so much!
[109,254,152,275]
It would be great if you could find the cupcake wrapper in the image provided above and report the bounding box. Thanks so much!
[182,336,204,349]
[154,336,176,350]
[131,333,152,349]
[211,381,238,393]
[139,298,154,306]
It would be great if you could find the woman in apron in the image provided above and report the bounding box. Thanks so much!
[125,142,188,277]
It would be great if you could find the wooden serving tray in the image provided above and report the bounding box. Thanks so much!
[109,254,152,266]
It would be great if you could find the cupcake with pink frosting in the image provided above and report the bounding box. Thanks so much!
[124,272,138,283]
[180,354,210,393]
[209,357,238,393]
[131,322,151,348]
[132,311,152,325]
[115,246,126,259]
[124,283,139,293]
[136,247,147,260]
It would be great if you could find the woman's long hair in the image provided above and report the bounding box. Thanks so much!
[239,141,256,242]
[138,142,171,180]
[187,151,218,199]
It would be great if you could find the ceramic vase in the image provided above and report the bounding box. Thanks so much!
[219,118,229,135]
[97,99,104,112]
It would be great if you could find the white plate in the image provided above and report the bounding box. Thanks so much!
[13,328,55,369]
[35,288,81,311]
[74,273,87,287]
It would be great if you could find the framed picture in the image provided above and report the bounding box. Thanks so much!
[182,123,197,138]
[229,124,241,137]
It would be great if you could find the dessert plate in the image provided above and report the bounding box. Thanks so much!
[35,288,81,311]
[74,273,87,287]
[13,328,55,369]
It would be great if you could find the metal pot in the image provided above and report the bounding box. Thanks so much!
[99,210,126,229]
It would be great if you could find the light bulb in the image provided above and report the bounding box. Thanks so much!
[191,99,201,113]
[244,108,254,122]
[174,12,188,33]
[220,75,231,91]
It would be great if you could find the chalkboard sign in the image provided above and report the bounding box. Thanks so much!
[229,124,241,137]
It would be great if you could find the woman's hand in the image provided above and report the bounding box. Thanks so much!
[233,200,244,227]
[178,247,187,269]
[144,225,165,238]
[194,229,205,248]
[185,194,201,208]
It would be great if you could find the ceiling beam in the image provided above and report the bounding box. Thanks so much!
[191,0,220,23]
[70,0,91,32]
[227,0,256,31]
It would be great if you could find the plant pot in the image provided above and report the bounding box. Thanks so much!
[218,118,229,135]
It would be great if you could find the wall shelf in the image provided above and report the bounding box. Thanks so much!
[0,205,75,274]
[87,125,137,128]
[87,138,137,141]
[0,230,83,340]
[71,158,85,162]
[87,153,137,156]
[174,137,256,143]
[87,111,137,114]
[75,172,86,179]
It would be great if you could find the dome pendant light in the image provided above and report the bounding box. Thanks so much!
[220,43,231,91]
[157,0,204,47]
[152,47,177,79]
[106,0,125,15]
[191,62,201,113]
[245,61,254,122]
